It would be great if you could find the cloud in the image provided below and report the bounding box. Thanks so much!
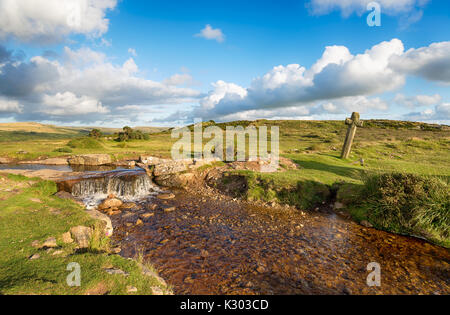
[307,0,429,17]
[314,96,389,114]
[394,93,442,108]
[195,24,225,43]
[390,41,450,84]
[128,48,137,57]
[0,45,202,122]
[190,39,404,120]
[163,73,195,86]
[162,39,450,123]
[404,103,450,122]
[41,92,109,116]
[0,0,117,43]
[0,98,22,113]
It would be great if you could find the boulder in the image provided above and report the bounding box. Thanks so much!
[153,160,189,176]
[98,197,123,210]
[62,232,74,244]
[0,157,14,164]
[19,158,69,165]
[68,154,112,166]
[139,156,170,165]
[154,172,197,188]
[70,226,93,249]
[42,237,58,248]
[86,210,114,236]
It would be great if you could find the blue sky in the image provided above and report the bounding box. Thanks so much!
[0,0,449,126]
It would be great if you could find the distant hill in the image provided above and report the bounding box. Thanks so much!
[0,122,169,134]
[0,122,169,142]
[0,122,85,135]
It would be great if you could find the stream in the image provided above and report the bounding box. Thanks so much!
[110,189,450,295]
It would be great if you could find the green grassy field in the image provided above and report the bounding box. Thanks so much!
[0,174,170,295]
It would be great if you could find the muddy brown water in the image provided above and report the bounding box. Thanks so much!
[111,191,450,295]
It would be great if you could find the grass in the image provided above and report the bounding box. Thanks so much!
[0,174,170,295]
[67,138,104,150]
[340,173,449,248]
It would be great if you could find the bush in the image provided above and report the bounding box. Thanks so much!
[89,129,102,139]
[67,137,103,149]
[117,126,149,142]
[361,173,449,247]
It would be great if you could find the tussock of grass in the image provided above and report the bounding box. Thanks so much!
[352,173,449,247]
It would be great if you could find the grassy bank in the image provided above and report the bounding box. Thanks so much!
[0,174,170,295]
[338,173,449,248]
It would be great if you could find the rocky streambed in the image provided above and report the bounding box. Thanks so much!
[107,187,450,295]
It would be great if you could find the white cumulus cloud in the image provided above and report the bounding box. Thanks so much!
[0,0,117,43]
[195,24,225,43]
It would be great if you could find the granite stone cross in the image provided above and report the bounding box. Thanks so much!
[341,112,363,159]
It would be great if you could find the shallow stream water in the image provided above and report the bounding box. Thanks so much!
[111,191,450,295]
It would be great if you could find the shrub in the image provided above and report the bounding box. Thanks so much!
[67,137,103,149]
[117,126,149,142]
[89,129,102,139]
[361,173,449,247]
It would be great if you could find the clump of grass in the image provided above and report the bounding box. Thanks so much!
[360,173,449,247]
[68,137,103,149]
[53,147,73,153]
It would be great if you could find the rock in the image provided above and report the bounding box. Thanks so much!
[113,160,136,167]
[31,240,41,248]
[127,286,138,293]
[70,226,93,249]
[334,202,344,210]
[98,197,123,210]
[30,198,43,203]
[164,206,176,213]
[86,210,113,237]
[111,247,121,254]
[256,266,266,274]
[136,219,144,226]
[157,193,175,200]
[360,220,373,228]
[68,154,112,166]
[154,172,197,188]
[29,253,40,260]
[42,237,57,248]
[20,158,69,165]
[120,202,137,210]
[106,209,122,216]
[343,287,352,295]
[141,213,154,219]
[147,204,158,211]
[104,268,129,277]
[52,250,65,256]
[0,157,14,164]
[154,160,188,176]
[139,156,169,165]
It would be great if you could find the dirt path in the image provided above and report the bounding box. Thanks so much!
[111,189,450,295]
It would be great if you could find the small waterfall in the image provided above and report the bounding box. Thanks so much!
[67,169,160,209]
